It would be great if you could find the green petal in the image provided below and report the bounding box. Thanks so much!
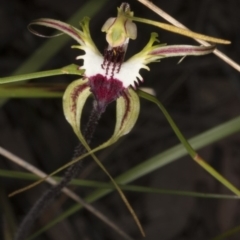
[29,19,85,45]
[129,33,214,66]
[29,18,100,54]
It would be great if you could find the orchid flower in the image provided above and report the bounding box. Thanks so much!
[29,3,215,146]
[9,3,240,240]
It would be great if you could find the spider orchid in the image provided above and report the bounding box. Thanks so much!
[29,3,216,145]
[9,3,239,240]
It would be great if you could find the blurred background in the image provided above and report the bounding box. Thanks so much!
[1,0,240,239]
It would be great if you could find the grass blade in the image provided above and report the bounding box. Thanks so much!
[26,114,240,236]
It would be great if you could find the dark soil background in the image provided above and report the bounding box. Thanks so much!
[1,0,240,239]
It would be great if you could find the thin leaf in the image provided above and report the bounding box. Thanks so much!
[1,169,240,200]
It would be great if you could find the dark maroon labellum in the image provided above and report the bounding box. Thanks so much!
[89,74,125,113]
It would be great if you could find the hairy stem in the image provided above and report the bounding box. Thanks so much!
[14,101,102,240]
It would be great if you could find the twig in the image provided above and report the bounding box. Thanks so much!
[137,0,240,72]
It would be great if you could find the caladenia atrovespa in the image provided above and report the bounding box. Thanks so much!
[27,3,220,158]
[3,2,237,240]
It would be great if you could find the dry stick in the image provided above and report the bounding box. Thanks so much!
[0,146,133,240]
[137,0,240,72]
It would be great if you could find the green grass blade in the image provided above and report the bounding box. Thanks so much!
[1,169,239,200]
[23,114,240,237]
[0,184,17,239]
[0,83,67,98]
[0,64,83,85]
[138,90,240,196]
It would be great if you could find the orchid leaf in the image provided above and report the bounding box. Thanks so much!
[131,17,230,44]
[137,89,240,196]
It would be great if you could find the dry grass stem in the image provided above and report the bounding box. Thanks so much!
[137,0,240,72]
[0,146,133,240]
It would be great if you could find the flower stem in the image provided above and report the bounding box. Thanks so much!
[14,100,103,240]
